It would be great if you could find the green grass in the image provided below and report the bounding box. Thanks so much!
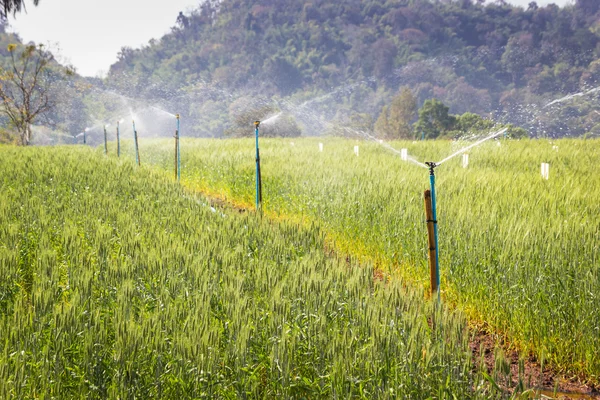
[0,146,487,398]
[124,136,600,380]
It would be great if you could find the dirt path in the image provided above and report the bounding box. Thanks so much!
[471,327,599,399]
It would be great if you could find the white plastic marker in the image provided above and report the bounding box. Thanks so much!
[319,142,323,152]
[401,148,408,161]
[541,163,550,180]
[354,145,359,156]
[462,153,469,168]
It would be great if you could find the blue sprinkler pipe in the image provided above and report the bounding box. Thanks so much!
[254,120,262,212]
[176,114,181,182]
[425,161,440,301]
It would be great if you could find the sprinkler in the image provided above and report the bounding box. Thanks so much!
[116,119,124,157]
[174,114,180,182]
[103,124,109,155]
[83,127,90,144]
[254,120,262,212]
[132,120,140,166]
[425,161,440,301]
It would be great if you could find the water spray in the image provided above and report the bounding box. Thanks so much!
[254,120,262,212]
[424,161,440,301]
[421,128,509,301]
[174,114,181,182]
[132,120,140,166]
[436,128,507,166]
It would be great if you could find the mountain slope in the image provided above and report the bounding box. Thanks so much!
[104,0,600,137]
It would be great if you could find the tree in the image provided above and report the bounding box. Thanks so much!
[455,112,494,133]
[0,43,57,145]
[373,105,391,138]
[501,33,538,85]
[1,0,39,19]
[413,98,456,139]
[371,38,397,79]
[389,87,417,138]
[374,87,417,139]
[176,11,190,29]
[265,56,302,96]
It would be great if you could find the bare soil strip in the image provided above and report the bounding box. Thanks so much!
[470,328,599,399]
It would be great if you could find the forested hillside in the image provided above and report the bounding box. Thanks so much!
[99,0,600,137]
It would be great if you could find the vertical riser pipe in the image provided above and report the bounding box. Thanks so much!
[254,121,262,211]
[133,121,140,166]
[425,162,440,301]
[424,190,438,296]
[430,173,440,300]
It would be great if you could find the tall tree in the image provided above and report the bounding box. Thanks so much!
[374,87,417,139]
[0,43,55,145]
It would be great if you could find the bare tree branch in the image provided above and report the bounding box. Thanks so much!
[0,43,56,145]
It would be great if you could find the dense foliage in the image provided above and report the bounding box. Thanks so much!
[101,0,600,138]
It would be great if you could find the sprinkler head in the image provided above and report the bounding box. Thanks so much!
[254,120,260,127]
[176,113,180,119]
[425,162,437,176]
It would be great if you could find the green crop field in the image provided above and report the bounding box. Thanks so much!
[0,146,491,399]
[121,137,600,382]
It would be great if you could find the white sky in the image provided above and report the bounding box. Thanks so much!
[8,0,573,78]
[8,0,200,77]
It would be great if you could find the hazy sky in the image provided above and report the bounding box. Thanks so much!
[8,0,200,77]
[8,0,573,78]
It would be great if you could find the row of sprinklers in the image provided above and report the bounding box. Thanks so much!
[79,114,182,181]
[86,115,550,302]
